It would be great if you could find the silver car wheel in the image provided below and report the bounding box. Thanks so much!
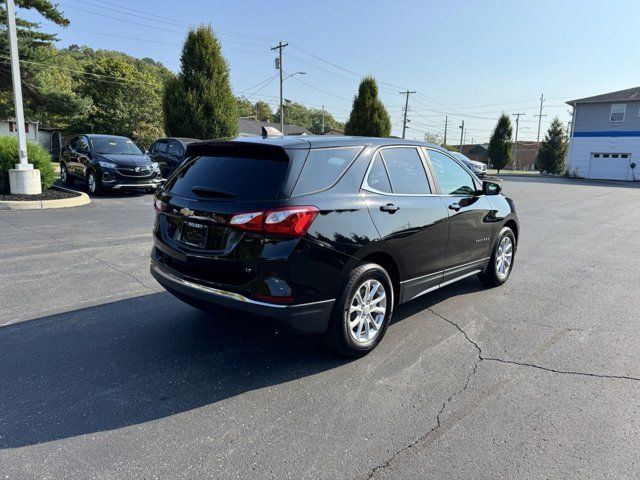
[347,279,387,344]
[496,236,513,279]
[88,173,96,193]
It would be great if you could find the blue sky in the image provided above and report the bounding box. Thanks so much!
[22,0,640,141]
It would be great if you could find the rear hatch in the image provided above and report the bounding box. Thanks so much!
[154,141,309,285]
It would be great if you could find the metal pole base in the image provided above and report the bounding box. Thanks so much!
[9,167,42,194]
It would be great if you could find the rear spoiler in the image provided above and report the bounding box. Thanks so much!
[185,141,290,161]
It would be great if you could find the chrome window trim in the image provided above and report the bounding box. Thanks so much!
[361,145,436,197]
[290,145,365,198]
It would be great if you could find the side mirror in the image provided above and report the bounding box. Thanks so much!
[482,180,502,196]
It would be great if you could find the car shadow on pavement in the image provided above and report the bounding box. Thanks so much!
[0,280,483,449]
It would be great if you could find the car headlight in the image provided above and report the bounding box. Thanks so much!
[98,161,117,169]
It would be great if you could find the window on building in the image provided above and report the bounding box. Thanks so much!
[8,122,29,133]
[603,154,610,158]
[610,104,626,122]
[593,154,600,158]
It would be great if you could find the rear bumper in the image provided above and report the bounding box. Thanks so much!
[150,261,335,334]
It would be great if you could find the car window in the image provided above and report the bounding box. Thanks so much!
[380,147,430,194]
[168,140,184,157]
[365,153,392,193]
[427,150,476,196]
[293,146,362,195]
[76,136,90,153]
[90,136,143,155]
[68,137,79,150]
[154,140,168,154]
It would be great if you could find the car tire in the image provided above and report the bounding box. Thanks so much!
[87,171,102,196]
[478,226,516,287]
[325,263,394,357]
[60,163,74,186]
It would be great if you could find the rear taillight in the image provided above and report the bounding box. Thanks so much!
[228,206,319,237]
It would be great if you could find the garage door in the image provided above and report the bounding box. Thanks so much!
[587,153,630,180]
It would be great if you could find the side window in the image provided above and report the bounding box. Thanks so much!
[168,140,184,157]
[366,153,392,193]
[380,147,430,194]
[427,150,476,196]
[76,136,90,153]
[610,104,626,122]
[155,140,168,154]
[293,146,362,195]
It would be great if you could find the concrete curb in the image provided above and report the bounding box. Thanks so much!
[0,185,91,210]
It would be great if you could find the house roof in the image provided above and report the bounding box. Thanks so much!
[238,118,312,136]
[566,86,640,106]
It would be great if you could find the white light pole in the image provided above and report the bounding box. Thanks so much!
[6,0,41,194]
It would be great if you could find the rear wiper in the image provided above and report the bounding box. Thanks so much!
[191,186,236,198]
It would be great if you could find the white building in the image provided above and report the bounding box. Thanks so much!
[567,87,640,181]
[0,118,61,158]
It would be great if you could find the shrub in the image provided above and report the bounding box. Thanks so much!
[0,136,55,193]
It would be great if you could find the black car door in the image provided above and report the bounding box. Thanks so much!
[75,136,92,178]
[62,137,77,175]
[361,146,449,302]
[424,148,496,283]
[151,140,169,176]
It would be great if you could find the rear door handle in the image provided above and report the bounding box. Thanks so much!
[449,203,461,211]
[380,203,400,213]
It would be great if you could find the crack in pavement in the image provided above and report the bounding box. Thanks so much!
[428,307,640,382]
[363,307,640,479]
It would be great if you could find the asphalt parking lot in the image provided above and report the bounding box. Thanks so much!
[1,176,639,479]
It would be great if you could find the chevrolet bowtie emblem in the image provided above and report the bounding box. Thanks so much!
[180,208,195,217]
[134,166,141,172]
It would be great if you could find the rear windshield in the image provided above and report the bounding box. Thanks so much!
[164,155,288,200]
[292,146,363,196]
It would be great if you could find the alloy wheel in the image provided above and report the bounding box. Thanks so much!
[88,173,96,193]
[496,236,513,279]
[347,279,387,344]
[60,165,67,183]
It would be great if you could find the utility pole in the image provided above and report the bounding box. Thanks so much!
[6,0,40,194]
[459,120,464,152]
[443,115,448,145]
[321,104,325,134]
[512,113,525,170]
[400,90,416,139]
[271,41,288,133]
[534,93,547,146]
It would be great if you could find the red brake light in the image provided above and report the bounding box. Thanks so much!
[228,206,319,237]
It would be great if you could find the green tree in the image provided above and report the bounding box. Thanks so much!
[80,56,164,147]
[236,96,255,117]
[255,100,272,122]
[273,102,343,134]
[535,117,568,174]
[163,25,238,139]
[344,77,391,137]
[488,114,513,173]
[0,0,71,119]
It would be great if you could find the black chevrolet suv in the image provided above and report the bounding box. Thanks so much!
[151,137,519,356]
[60,134,163,195]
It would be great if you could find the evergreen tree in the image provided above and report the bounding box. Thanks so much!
[488,114,513,173]
[535,117,568,174]
[344,77,391,137]
[163,25,238,139]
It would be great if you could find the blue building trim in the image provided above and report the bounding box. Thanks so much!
[573,131,640,138]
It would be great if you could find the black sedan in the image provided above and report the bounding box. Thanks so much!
[151,136,519,356]
[60,134,162,195]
